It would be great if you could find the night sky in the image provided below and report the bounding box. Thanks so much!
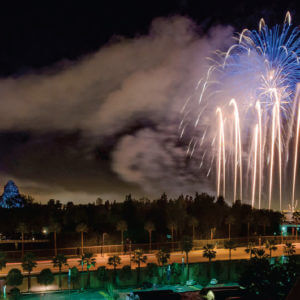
[0,1,298,204]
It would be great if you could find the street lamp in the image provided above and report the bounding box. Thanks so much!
[101,233,107,256]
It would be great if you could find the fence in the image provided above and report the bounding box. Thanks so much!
[3,235,299,260]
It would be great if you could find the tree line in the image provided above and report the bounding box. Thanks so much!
[0,193,283,249]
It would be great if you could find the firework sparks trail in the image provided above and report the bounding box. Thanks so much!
[255,101,263,209]
[230,99,243,202]
[292,102,300,209]
[268,98,278,210]
[252,124,258,208]
[216,107,226,197]
[180,12,300,210]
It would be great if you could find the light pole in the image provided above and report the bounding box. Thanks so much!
[210,227,216,240]
[102,233,107,257]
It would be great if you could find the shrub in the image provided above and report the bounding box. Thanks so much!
[37,268,54,288]
[6,269,23,287]
[119,265,131,281]
[96,266,109,284]
[170,263,182,283]
[145,263,159,280]
[70,266,80,289]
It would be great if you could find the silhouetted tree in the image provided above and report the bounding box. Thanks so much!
[17,222,28,258]
[245,214,254,241]
[225,215,235,239]
[22,252,37,291]
[37,268,54,290]
[108,255,121,284]
[6,269,23,288]
[131,249,147,285]
[116,220,127,245]
[224,240,236,279]
[144,222,155,252]
[76,223,88,255]
[265,240,277,258]
[245,242,256,259]
[70,267,80,289]
[96,266,108,286]
[167,221,177,251]
[293,211,300,240]
[52,254,68,289]
[284,242,296,256]
[79,252,96,288]
[119,265,131,281]
[203,244,216,279]
[181,236,193,280]
[0,251,7,271]
[156,248,170,278]
[145,263,159,281]
[49,221,61,256]
[239,250,300,298]
[188,217,199,240]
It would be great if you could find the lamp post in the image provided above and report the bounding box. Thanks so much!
[101,233,107,257]
[210,227,216,240]
[129,240,132,268]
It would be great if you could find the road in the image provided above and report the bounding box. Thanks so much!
[1,243,299,276]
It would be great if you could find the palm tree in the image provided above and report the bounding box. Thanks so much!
[254,248,268,259]
[76,223,88,255]
[265,240,277,258]
[17,222,28,258]
[258,216,270,235]
[49,222,61,256]
[293,211,300,240]
[52,254,68,289]
[108,255,121,284]
[167,221,177,251]
[181,236,193,280]
[203,244,216,279]
[224,240,236,279]
[284,242,296,256]
[225,215,235,240]
[0,251,7,271]
[116,220,127,245]
[245,242,256,259]
[144,222,155,252]
[79,252,96,288]
[156,248,170,278]
[131,249,147,285]
[245,214,254,242]
[188,217,199,241]
[22,252,37,291]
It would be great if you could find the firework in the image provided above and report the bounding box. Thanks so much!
[181,12,300,210]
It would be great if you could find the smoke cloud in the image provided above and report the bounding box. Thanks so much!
[0,16,233,202]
